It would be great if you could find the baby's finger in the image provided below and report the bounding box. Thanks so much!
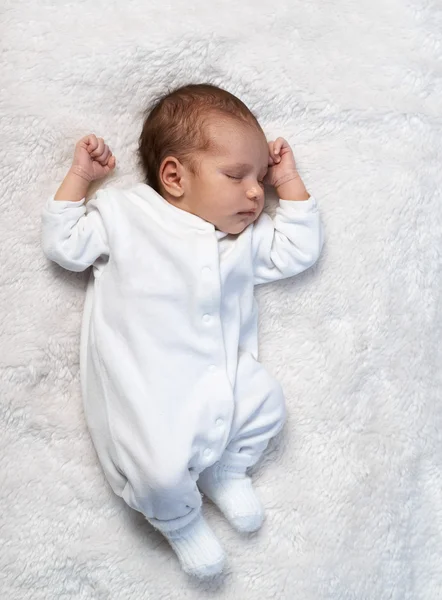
[273,137,285,156]
[97,145,111,164]
[91,137,105,158]
[277,136,287,148]
[85,134,99,154]
[272,146,282,163]
[103,155,117,174]
[268,141,278,164]
[101,148,113,166]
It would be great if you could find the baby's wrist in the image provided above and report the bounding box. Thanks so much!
[273,171,300,189]
[69,165,94,183]
[54,168,91,202]
[276,174,310,201]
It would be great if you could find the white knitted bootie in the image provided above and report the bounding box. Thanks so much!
[198,463,265,533]
[163,513,225,578]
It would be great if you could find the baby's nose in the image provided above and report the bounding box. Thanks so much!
[247,187,260,200]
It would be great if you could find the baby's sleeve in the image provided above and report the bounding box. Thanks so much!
[252,197,324,286]
[41,191,110,272]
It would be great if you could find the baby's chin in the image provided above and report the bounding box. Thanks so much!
[219,222,252,235]
[220,223,250,235]
[215,213,259,235]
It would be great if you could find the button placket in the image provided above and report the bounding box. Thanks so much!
[199,234,219,321]
[199,238,226,449]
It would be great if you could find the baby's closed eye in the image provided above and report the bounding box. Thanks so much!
[225,173,265,185]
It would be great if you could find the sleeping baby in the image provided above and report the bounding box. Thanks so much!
[41,83,324,578]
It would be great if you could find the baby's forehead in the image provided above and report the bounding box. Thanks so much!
[207,140,268,171]
[206,117,266,146]
[200,117,268,169]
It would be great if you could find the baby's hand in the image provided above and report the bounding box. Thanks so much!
[264,137,299,189]
[70,134,116,182]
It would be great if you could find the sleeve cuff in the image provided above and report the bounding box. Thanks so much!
[279,196,318,211]
[44,196,86,213]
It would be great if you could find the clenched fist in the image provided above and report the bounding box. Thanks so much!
[70,134,116,182]
[264,137,299,189]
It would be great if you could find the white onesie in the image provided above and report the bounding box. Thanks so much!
[41,183,323,532]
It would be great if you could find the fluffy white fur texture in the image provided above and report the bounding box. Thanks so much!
[1,0,441,597]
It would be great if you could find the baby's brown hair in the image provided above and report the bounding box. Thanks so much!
[138,83,263,193]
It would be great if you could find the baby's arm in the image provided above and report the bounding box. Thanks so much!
[42,135,116,272]
[252,138,324,285]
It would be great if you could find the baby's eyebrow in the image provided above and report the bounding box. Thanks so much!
[229,162,252,170]
[226,162,268,173]
[221,162,252,173]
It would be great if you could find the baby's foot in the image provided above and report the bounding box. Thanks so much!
[198,463,265,533]
[163,513,225,578]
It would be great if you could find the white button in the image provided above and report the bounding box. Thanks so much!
[216,418,223,427]
[204,448,211,457]
[202,314,211,323]
[209,365,216,372]
[201,267,212,277]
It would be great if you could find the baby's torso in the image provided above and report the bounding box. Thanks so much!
[87,184,260,391]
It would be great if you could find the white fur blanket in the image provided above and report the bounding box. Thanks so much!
[2,0,441,598]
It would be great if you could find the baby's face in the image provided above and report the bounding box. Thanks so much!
[185,119,269,234]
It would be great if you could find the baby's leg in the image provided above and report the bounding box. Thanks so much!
[84,350,224,577]
[198,352,286,532]
[119,456,225,578]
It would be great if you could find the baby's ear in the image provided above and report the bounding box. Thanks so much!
[159,156,184,198]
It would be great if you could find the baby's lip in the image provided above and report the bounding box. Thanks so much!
[238,209,256,215]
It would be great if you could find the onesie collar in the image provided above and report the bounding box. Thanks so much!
[134,184,229,238]
[135,183,216,232]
